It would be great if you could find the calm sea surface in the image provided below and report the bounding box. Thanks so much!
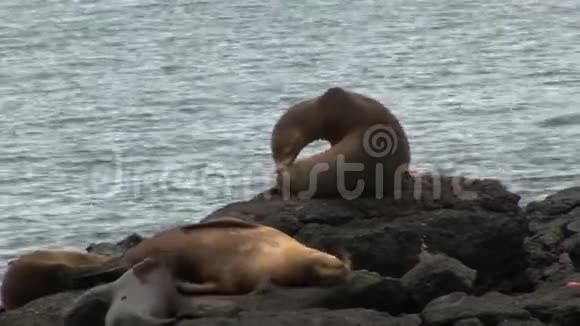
[1,0,579,280]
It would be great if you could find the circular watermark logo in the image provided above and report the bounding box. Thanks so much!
[363,124,399,158]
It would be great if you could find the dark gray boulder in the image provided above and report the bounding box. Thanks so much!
[401,251,477,309]
[420,292,531,326]
[526,187,580,216]
[0,291,81,326]
[516,275,580,326]
[320,270,412,315]
[524,187,580,284]
[85,232,145,257]
[177,309,422,326]
[497,319,545,326]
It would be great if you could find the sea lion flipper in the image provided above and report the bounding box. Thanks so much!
[137,314,177,325]
[67,257,127,289]
[176,281,220,295]
[63,283,112,326]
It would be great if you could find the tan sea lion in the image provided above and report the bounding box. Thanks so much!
[64,257,190,326]
[271,86,411,199]
[69,217,352,296]
[0,250,112,310]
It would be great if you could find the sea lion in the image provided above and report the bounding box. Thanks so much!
[271,86,411,199]
[69,217,352,296]
[0,250,112,310]
[64,257,190,326]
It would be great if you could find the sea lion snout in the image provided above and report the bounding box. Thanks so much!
[305,251,352,286]
[275,163,289,174]
[271,118,313,169]
[272,140,301,168]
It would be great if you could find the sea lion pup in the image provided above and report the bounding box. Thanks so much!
[271,86,411,199]
[0,250,111,310]
[64,257,188,326]
[71,217,352,296]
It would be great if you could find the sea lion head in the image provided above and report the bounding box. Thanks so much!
[271,97,328,169]
[131,257,175,286]
[271,127,306,169]
[303,250,352,286]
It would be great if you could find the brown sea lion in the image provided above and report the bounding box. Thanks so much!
[271,86,411,199]
[69,217,352,296]
[64,257,190,326]
[0,250,112,310]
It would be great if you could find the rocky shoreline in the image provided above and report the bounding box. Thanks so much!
[1,173,580,326]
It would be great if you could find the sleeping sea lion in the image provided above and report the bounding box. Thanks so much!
[0,250,112,310]
[68,217,352,296]
[271,86,411,199]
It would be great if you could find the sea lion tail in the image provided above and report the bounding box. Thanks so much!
[66,256,128,289]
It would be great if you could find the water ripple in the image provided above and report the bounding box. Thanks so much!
[537,113,580,128]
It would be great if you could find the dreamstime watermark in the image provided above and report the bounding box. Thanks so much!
[82,125,480,206]
[362,124,399,158]
[82,148,275,204]
[274,124,479,202]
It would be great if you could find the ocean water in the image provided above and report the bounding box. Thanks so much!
[0,0,579,280]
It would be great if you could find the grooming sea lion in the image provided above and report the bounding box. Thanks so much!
[64,257,190,326]
[70,217,352,296]
[0,250,111,310]
[271,86,411,199]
